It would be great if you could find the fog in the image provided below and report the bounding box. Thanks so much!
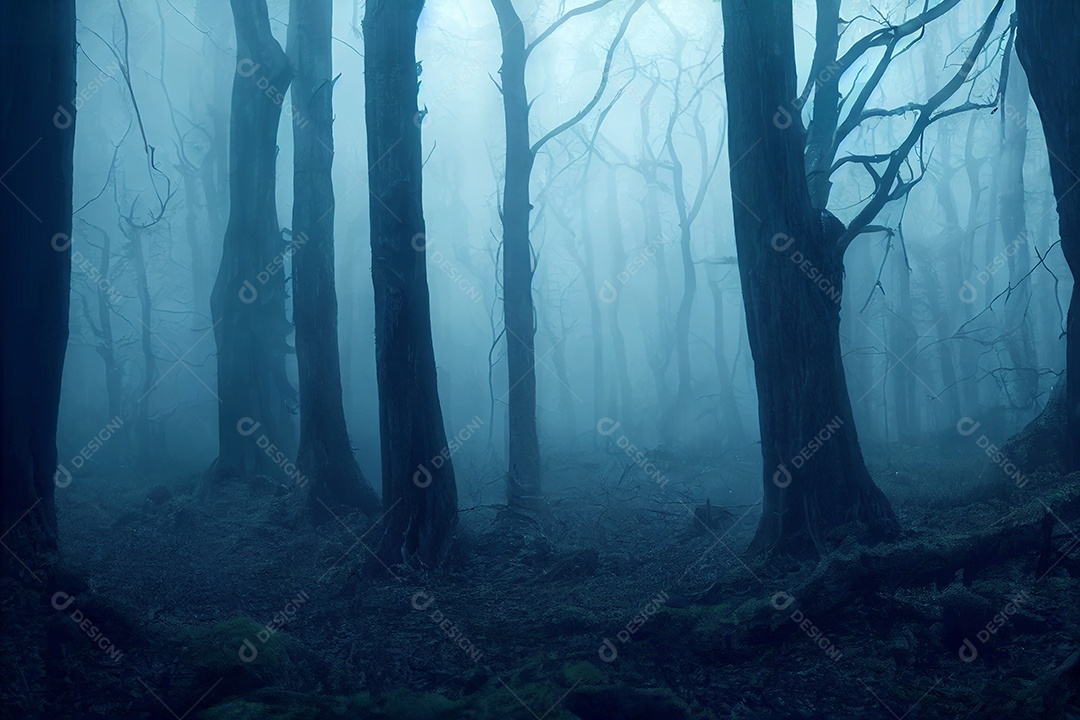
[60,0,1067,498]
[6,0,1078,717]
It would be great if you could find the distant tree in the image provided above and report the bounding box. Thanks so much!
[364,0,459,567]
[1016,0,1080,471]
[0,1,77,559]
[205,0,297,491]
[194,0,233,285]
[720,0,1004,557]
[490,0,645,516]
[288,0,380,517]
[652,14,724,446]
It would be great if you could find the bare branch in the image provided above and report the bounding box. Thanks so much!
[526,0,618,58]
[837,0,1006,253]
[531,0,646,154]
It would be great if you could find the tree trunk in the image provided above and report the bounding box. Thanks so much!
[195,0,232,273]
[707,261,745,445]
[666,220,696,440]
[643,168,673,411]
[935,133,980,416]
[126,224,157,468]
[918,258,962,430]
[207,0,297,488]
[887,247,918,441]
[491,0,543,513]
[288,0,380,517]
[0,0,76,560]
[364,0,459,567]
[606,167,633,420]
[579,170,605,425]
[538,283,577,435]
[720,0,899,558]
[997,46,1039,411]
[180,168,211,324]
[84,223,125,446]
[1015,0,1080,471]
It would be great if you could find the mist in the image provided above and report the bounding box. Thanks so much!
[3,0,1078,718]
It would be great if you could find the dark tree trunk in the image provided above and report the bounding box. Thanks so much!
[364,0,459,567]
[195,0,232,271]
[0,1,76,560]
[720,0,899,557]
[491,0,543,512]
[288,0,380,517]
[997,46,1039,410]
[207,0,297,488]
[1016,0,1080,471]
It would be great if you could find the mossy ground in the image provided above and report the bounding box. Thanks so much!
[1,442,1077,719]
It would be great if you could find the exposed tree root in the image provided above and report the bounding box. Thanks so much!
[693,473,1080,646]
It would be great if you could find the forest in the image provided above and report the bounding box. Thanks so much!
[1,0,1078,718]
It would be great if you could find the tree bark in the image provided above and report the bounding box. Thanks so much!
[720,0,899,557]
[195,0,232,274]
[997,44,1039,411]
[0,0,76,560]
[288,0,380,517]
[491,0,544,513]
[207,0,297,488]
[1015,0,1080,471]
[364,0,459,567]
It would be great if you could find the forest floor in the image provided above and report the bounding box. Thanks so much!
[2,440,1078,720]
